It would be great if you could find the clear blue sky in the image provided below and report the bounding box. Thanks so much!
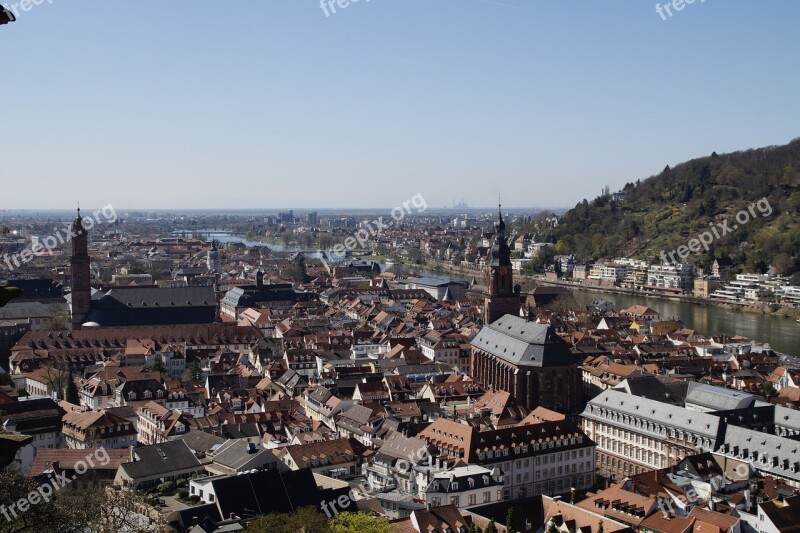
[2,0,798,210]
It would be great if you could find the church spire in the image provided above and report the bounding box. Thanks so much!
[483,201,519,324]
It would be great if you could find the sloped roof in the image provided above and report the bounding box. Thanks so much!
[120,440,202,480]
[471,315,577,367]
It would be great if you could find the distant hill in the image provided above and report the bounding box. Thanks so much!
[548,138,800,277]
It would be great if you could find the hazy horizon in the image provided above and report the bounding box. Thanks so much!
[3,1,799,209]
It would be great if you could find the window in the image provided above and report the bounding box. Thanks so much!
[483,491,491,503]
[468,494,476,506]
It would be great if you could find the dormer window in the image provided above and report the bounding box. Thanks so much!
[144,391,152,399]
[128,391,136,400]
[157,390,164,398]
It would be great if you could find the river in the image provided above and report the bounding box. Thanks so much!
[188,232,800,356]
[389,268,800,357]
[568,289,799,356]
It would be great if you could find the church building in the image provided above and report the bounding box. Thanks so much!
[471,207,582,414]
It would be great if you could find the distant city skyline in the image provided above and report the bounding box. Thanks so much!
[2,1,799,209]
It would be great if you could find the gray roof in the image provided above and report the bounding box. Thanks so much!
[211,440,277,470]
[684,382,757,412]
[582,389,722,442]
[84,286,216,326]
[720,425,800,482]
[470,315,577,367]
[402,277,452,288]
[378,431,430,462]
[97,286,215,308]
[774,405,800,432]
[0,301,60,320]
[120,439,202,480]
[615,375,683,405]
[180,429,228,455]
[221,284,314,309]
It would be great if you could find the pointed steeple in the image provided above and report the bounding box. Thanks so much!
[489,203,511,267]
[495,202,506,236]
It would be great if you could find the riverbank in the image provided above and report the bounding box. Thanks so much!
[420,259,800,320]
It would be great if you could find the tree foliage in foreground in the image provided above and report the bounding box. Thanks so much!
[0,467,164,533]
[247,508,396,533]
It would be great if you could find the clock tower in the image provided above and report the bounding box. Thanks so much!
[484,205,521,324]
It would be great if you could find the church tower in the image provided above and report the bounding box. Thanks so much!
[484,205,521,324]
[70,208,92,328]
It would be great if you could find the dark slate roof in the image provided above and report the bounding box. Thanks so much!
[470,315,578,367]
[468,497,546,533]
[760,497,800,532]
[4,278,64,300]
[84,286,216,326]
[221,284,314,309]
[619,375,684,405]
[120,439,202,480]
[166,503,222,532]
[210,468,355,520]
[0,398,64,435]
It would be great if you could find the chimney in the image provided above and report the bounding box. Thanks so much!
[129,445,135,463]
[256,271,264,289]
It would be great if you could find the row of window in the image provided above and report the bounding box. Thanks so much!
[430,489,500,507]
[476,438,585,461]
